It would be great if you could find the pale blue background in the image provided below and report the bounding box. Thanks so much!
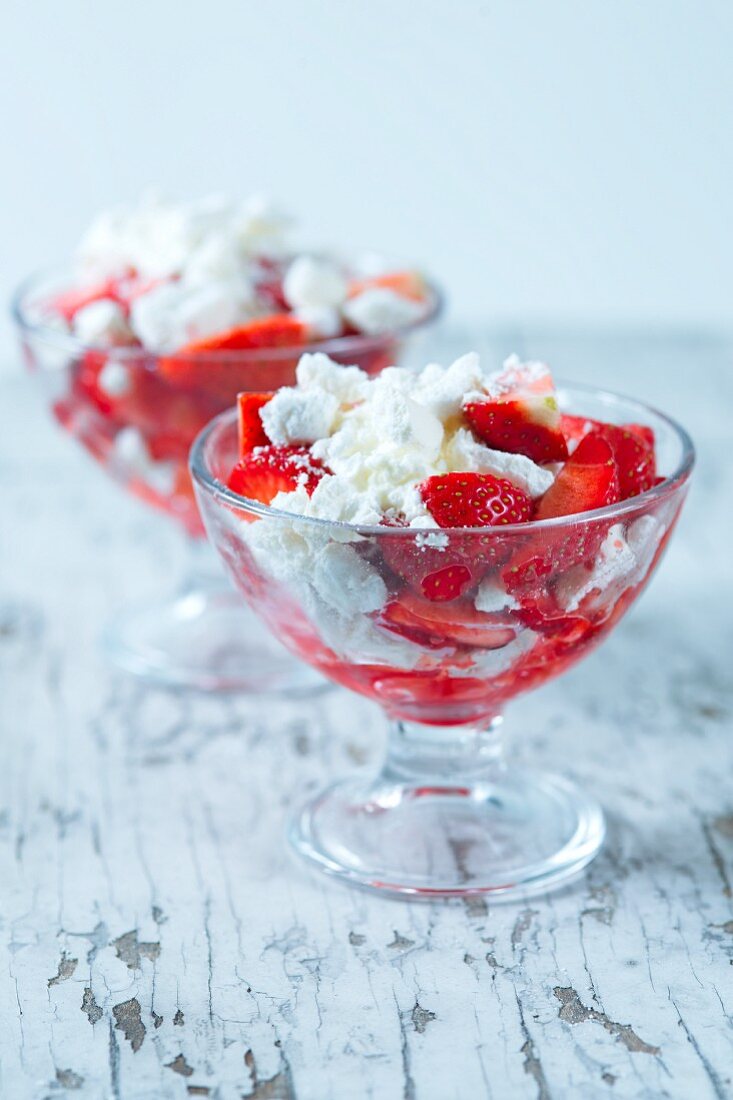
[2,0,732,362]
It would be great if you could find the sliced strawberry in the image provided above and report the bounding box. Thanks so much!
[535,433,619,519]
[421,472,533,528]
[347,270,427,302]
[237,391,273,455]
[381,592,517,649]
[227,445,326,504]
[464,396,569,464]
[559,413,604,449]
[560,416,656,495]
[624,422,655,452]
[179,314,306,355]
[595,423,656,499]
[48,277,125,322]
[158,315,309,401]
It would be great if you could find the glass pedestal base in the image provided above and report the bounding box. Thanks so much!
[101,583,327,694]
[290,720,604,899]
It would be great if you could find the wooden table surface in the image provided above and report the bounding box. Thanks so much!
[1,328,731,1100]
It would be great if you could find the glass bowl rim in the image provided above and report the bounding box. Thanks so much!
[190,380,696,536]
[10,263,444,363]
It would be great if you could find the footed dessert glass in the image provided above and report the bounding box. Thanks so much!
[13,267,441,692]
[193,383,693,897]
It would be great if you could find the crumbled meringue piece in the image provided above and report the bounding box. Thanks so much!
[296,305,343,340]
[130,278,256,350]
[342,287,425,335]
[283,256,348,310]
[557,516,663,611]
[72,299,133,346]
[474,581,519,613]
[260,387,340,446]
[445,428,554,499]
[98,359,131,397]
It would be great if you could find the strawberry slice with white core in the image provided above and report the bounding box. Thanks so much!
[421,472,533,528]
[535,433,619,519]
[464,395,569,464]
[227,445,326,504]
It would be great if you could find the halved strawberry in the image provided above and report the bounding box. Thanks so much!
[158,315,308,401]
[380,592,517,649]
[464,396,569,464]
[535,433,619,519]
[421,472,533,528]
[237,391,273,456]
[347,270,427,302]
[595,423,656,499]
[227,444,327,504]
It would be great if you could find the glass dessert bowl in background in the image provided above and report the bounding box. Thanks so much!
[11,193,442,691]
[191,363,694,898]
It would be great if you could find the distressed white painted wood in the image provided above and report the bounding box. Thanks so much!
[1,329,731,1100]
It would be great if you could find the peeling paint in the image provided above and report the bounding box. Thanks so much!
[81,988,102,1026]
[113,998,146,1053]
[167,1053,194,1078]
[48,952,78,988]
[554,987,660,1055]
[113,930,161,970]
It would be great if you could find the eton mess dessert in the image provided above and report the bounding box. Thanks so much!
[16,192,438,535]
[194,351,685,726]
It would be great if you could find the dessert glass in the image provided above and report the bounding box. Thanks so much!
[191,384,694,898]
[12,265,442,692]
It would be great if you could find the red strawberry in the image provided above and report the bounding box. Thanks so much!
[382,535,473,602]
[560,416,656,496]
[595,423,656,499]
[420,472,533,528]
[180,314,307,354]
[237,391,273,455]
[227,445,327,504]
[503,434,619,625]
[464,397,569,463]
[158,315,308,401]
[347,270,427,303]
[380,592,517,649]
[559,413,604,449]
[382,523,513,603]
[535,433,619,519]
[624,422,655,452]
[48,276,126,322]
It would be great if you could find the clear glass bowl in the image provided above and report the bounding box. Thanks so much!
[12,265,442,691]
[191,383,694,898]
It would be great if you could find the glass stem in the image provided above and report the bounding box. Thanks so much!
[382,716,505,785]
